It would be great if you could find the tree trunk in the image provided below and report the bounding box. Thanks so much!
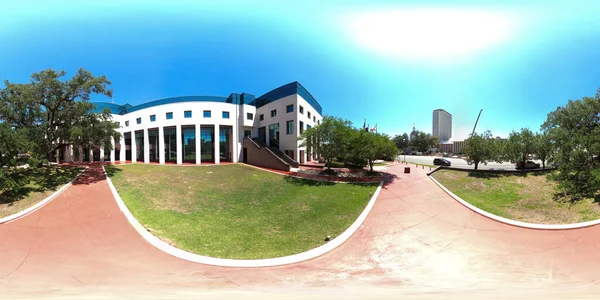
[369,160,374,172]
[474,162,479,170]
[542,160,546,169]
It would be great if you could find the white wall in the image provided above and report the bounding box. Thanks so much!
[106,94,323,165]
[112,101,239,164]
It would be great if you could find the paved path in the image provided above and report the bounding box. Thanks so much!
[1,165,600,299]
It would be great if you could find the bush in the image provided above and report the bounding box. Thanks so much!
[325,161,345,168]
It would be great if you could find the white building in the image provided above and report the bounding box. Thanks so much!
[90,82,322,167]
[432,109,452,143]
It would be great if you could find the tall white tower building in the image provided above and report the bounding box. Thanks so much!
[432,109,452,143]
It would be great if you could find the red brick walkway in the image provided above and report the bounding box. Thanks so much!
[2,165,600,298]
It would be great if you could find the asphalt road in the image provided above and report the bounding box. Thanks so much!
[397,155,520,170]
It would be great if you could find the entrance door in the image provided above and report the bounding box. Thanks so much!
[268,123,280,148]
[243,148,248,162]
[258,127,266,144]
[299,150,305,163]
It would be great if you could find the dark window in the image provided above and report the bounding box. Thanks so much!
[286,104,293,113]
[299,121,304,134]
[125,121,129,127]
[247,113,253,120]
[136,118,141,124]
[271,109,277,117]
[286,120,294,134]
[150,115,156,122]
[313,116,316,122]
[222,111,230,119]
[259,114,264,121]
[166,112,173,120]
[203,110,211,118]
[299,105,304,114]
[308,111,311,119]
[244,130,251,137]
[184,111,192,118]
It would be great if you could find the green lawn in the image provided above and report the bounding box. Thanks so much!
[1,166,83,218]
[107,164,378,259]
[432,169,600,224]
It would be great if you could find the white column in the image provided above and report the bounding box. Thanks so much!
[131,131,137,163]
[232,125,238,163]
[195,124,201,165]
[159,127,165,164]
[214,125,220,164]
[110,137,115,163]
[89,148,94,163]
[176,125,182,165]
[119,133,126,163]
[100,147,104,162]
[144,128,150,164]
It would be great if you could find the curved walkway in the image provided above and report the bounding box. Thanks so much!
[1,164,600,298]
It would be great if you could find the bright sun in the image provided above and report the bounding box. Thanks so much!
[342,8,518,60]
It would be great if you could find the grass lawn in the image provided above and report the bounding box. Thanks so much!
[432,169,600,224]
[0,166,83,218]
[106,163,378,259]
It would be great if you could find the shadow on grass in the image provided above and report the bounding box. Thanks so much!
[283,176,336,186]
[104,165,123,178]
[0,166,84,205]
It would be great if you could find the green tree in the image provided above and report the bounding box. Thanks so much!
[541,91,600,200]
[410,130,439,153]
[353,131,397,171]
[299,115,353,169]
[534,132,553,169]
[392,133,410,154]
[463,130,495,170]
[505,128,536,168]
[0,68,120,163]
[0,123,31,189]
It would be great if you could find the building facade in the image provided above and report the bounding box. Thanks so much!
[432,109,452,143]
[90,82,322,165]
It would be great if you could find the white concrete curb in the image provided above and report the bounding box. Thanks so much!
[428,174,600,230]
[0,167,87,224]
[103,165,382,267]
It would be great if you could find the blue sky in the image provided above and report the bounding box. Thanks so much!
[2,0,600,139]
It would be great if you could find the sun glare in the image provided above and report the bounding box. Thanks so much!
[343,8,517,60]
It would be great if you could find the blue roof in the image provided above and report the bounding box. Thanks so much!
[92,82,322,115]
[252,81,322,115]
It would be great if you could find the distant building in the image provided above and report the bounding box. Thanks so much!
[432,109,452,143]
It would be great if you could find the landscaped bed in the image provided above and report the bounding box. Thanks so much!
[432,169,600,224]
[0,166,83,218]
[106,163,379,259]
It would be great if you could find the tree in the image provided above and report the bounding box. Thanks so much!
[0,68,120,163]
[462,130,495,170]
[410,130,439,152]
[0,123,31,189]
[299,115,353,169]
[534,132,553,169]
[353,131,397,171]
[392,133,410,154]
[505,127,536,168]
[541,91,600,200]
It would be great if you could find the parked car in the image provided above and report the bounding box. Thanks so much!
[433,158,451,166]
[516,160,540,169]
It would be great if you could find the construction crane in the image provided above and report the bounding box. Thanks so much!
[471,109,483,137]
